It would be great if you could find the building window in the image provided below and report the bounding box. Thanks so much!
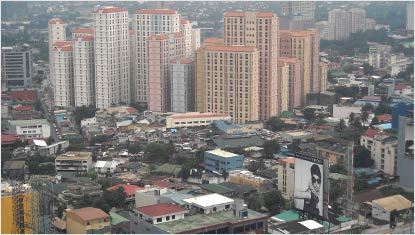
[166,216,170,221]
[156,218,162,223]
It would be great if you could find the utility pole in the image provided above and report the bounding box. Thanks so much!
[345,143,354,217]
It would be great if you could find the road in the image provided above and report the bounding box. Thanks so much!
[39,84,59,143]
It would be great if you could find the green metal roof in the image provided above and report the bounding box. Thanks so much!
[200,184,234,194]
[155,209,267,233]
[272,209,299,222]
[153,163,182,175]
[110,211,129,226]
[9,119,49,126]
[329,173,348,181]
[336,215,352,222]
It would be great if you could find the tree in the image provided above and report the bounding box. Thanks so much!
[352,117,362,128]
[370,116,380,126]
[47,136,54,145]
[288,139,301,152]
[104,187,127,209]
[336,119,347,131]
[246,160,264,174]
[262,140,280,158]
[362,63,374,75]
[362,103,374,112]
[354,173,369,192]
[263,190,285,215]
[1,150,13,166]
[128,144,142,154]
[130,102,148,113]
[73,105,97,125]
[330,164,347,174]
[303,108,316,122]
[375,102,392,115]
[144,143,170,163]
[222,169,229,181]
[348,112,355,125]
[361,111,370,125]
[266,116,285,131]
[353,146,374,167]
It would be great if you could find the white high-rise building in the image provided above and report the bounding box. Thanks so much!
[191,28,201,55]
[52,41,74,108]
[72,28,94,39]
[170,58,194,113]
[132,9,181,103]
[73,36,95,107]
[328,9,349,40]
[315,21,330,40]
[93,7,130,109]
[348,8,366,33]
[48,18,66,89]
[180,18,193,58]
[407,2,414,31]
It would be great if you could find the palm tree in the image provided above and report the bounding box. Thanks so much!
[349,112,355,125]
[361,111,369,125]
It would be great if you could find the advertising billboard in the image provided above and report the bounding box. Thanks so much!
[294,152,329,218]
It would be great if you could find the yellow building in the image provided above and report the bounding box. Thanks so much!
[228,170,272,192]
[316,142,347,165]
[195,43,259,124]
[319,62,328,91]
[66,207,110,234]
[1,191,39,234]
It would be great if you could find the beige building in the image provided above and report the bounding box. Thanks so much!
[166,112,231,129]
[55,151,93,174]
[315,21,329,40]
[348,8,366,34]
[94,7,130,109]
[223,11,279,120]
[229,170,273,192]
[195,44,259,124]
[361,130,398,176]
[279,30,319,104]
[276,157,295,202]
[52,41,74,108]
[328,9,349,40]
[72,28,94,39]
[319,62,328,91]
[66,207,110,234]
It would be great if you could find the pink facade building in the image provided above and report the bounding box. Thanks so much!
[147,33,185,113]
[223,11,279,120]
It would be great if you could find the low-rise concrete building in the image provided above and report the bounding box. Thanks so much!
[66,207,110,234]
[372,194,413,222]
[204,149,244,174]
[8,119,51,139]
[55,151,93,175]
[275,157,295,202]
[134,203,189,224]
[166,112,231,129]
[332,104,362,119]
[228,170,273,192]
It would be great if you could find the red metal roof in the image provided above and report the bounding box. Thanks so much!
[75,36,94,41]
[107,184,144,196]
[180,19,189,24]
[204,45,257,52]
[376,114,392,122]
[1,134,18,145]
[363,129,380,138]
[53,41,72,47]
[69,207,109,221]
[136,9,178,15]
[135,204,188,217]
[127,107,138,114]
[94,7,127,13]
[224,12,245,17]
[394,84,409,91]
[14,106,33,111]
[10,90,38,101]
[171,58,193,64]
[73,28,94,34]
[49,19,64,24]
[256,12,275,18]
[361,96,381,101]
[152,181,177,188]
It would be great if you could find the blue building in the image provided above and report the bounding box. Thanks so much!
[392,102,414,129]
[204,149,244,174]
[213,120,256,136]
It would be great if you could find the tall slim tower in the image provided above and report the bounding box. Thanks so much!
[52,41,74,108]
[132,9,181,103]
[48,19,66,89]
[73,35,95,107]
[407,2,414,31]
[328,9,349,40]
[279,30,319,104]
[223,11,279,119]
[348,8,366,33]
[93,7,130,109]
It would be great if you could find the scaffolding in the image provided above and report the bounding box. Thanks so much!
[11,181,39,234]
[11,177,56,234]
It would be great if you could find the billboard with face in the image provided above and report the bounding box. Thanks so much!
[294,154,324,217]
